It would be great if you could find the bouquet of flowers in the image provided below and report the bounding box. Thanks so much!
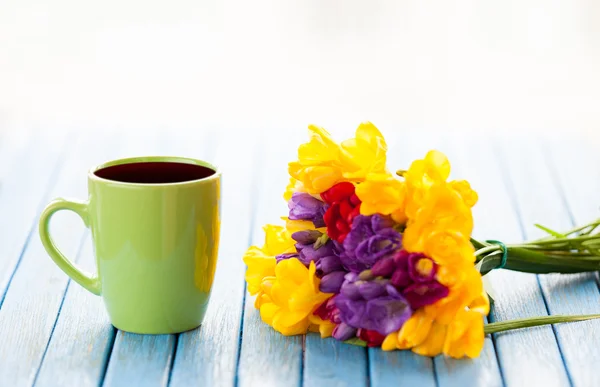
[243,123,600,359]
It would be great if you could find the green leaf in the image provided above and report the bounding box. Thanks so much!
[534,223,566,238]
[313,233,330,250]
[343,337,368,347]
[484,314,600,334]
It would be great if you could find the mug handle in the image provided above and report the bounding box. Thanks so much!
[39,198,102,295]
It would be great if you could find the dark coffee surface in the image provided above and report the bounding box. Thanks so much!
[94,162,215,184]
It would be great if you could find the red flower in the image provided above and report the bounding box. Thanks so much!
[313,296,340,324]
[321,182,361,243]
[358,329,386,347]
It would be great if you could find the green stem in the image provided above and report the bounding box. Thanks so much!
[484,314,600,334]
[474,245,500,257]
[476,247,600,275]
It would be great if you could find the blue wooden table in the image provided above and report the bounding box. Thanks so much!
[0,128,599,387]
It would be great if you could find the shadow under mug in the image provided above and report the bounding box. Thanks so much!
[38,156,221,334]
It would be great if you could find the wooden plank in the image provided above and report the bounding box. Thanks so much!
[33,132,125,387]
[304,335,367,387]
[0,132,66,304]
[168,131,256,387]
[102,333,176,387]
[447,135,569,387]
[534,136,600,387]
[0,132,97,387]
[34,236,116,387]
[369,349,436,387]
[237,131,304,387]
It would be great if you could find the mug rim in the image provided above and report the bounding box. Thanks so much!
[88,155,221,187]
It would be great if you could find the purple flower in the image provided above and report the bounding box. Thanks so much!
[369,250,449,310]
[288,192,327,227]
[340,215,402,272]
[332,323,357,341]
[402,282,449,309]
[292,230,322,245]
[275,252,299,262]
[316,256,344,275]
[313,296,355,341]
[276,230,346,285]
[334,272,412,335]
[319,271,347,293]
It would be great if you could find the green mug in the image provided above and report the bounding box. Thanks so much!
[38,156,221,334]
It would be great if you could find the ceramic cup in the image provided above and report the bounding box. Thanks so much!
[38,156,221,334]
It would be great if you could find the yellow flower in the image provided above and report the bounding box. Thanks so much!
[262,224,295,256]
[288,125,344,194]
[254,276,275,309]
[287,123,390,195]
[281,217,326,234]
[469,290,491,316]
[396,309,434,349]
[243,247,276,296]
[424,266,484,324]
[259,259,333,336]
[387,287,488,358]
[403,150,450,218]
[356,172,407,224]
[297,125,341,165]
[443,310,485,359]
[405,150,451,189]
[423,229,475,266]
[308,311,336,338]
[388,309,448,357]
[381,332,399,351]
[284,178,307,201]
[450,180,478,208]
[243,224,295,295]
[402,182,473,253]
[288,164,344,195]
[412,322,447,357]
[339,122,388,180]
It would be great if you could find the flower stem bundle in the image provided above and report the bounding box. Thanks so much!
[473,220,600,275]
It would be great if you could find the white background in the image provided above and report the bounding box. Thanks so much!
[1,0,599,139]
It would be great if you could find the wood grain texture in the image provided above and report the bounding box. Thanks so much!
[0,132,66,305]
[34,236,116,387]
[168,132,258,387]
[368,349,436,387]
[102,332,176,387]
[447,136,569,387]
[237,131,304,387]
[304,335,367,387]
[536,137,600,387]
[0,133,92,387]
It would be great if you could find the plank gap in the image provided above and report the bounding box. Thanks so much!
[166,334,180,387]
[98,328,118,387]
